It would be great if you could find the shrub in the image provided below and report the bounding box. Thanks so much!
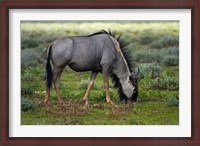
[149,73,179,90]
[21,85,36,95]
[132,49,162,64]
[21,33,40,49]
[162,55,179,66]
[166,96,179,107]
[164,47,179,56]
[21,97,37,112]
[21,49,40,68]
[21,71,34,82]
[138,64,161,79]
[21,48,46,68]
[150,35,179,49]
[136,31,157,45]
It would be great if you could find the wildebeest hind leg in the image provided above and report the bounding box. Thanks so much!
[83,72,98,106]
[44,89,50,105]
[53,67,64,105]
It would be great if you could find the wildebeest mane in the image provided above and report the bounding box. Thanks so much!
[89,30,134,71]
[89,30,134,102]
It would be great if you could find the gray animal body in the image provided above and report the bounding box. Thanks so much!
[45,31,138,106]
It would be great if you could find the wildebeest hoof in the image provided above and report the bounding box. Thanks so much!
[59,100,63,104]
[84,104,89,110]
[107,100,115,106]
[59,101,65,108]
[113,104,118,108]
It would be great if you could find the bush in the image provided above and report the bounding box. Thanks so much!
[21,85,36,95]
[21,49,40,68]
[150,35,179,49]
[21,29,52,49]
[21,97,37,112]
[133,49,161,63]
[149,73,179,90]
[21,71,34,82]
[132,47,179,66]
[21,48,45,68]
[166,96,179,107]
[162,55,179,66]
[164,47,179,56]
[138,64,161,79]
[136,30,158,45]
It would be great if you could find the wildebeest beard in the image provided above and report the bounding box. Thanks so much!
[119,87,138,103]
[111,74,138,103]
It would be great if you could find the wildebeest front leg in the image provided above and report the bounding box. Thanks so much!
[53,67,64,105]
[83,71,98,106]
[102,70,114,105]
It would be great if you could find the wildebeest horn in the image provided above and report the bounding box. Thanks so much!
[130,72,134,76]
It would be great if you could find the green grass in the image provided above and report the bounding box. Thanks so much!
[21,66,179,125]
[21,99,179,125]
[21,21,179,125]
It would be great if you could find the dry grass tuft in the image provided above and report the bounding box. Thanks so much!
[109,103,134,117]
[38,99,134,118]
[44,99,89,116]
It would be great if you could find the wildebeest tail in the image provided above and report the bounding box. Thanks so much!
[46,45,53,90]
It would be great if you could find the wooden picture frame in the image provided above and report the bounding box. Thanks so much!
[0,0,199,145]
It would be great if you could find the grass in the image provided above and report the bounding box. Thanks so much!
[21,21,179,125]
[21,66,179,125]
[21,99,178,125]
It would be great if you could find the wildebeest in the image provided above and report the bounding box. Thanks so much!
[45,30,139,106]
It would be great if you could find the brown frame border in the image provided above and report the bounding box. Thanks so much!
[0,0,199,145]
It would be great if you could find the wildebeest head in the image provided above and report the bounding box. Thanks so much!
[115,68,139,104]
[118,68,139,103]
